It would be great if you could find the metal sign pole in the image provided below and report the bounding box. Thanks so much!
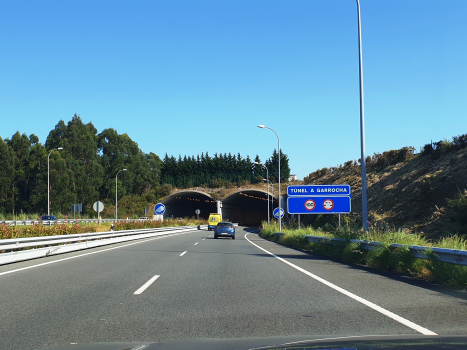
[356,0,368,230]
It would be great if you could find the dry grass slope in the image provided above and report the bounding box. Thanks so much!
[303,145,467,238]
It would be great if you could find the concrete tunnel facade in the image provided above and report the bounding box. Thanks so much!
[162,190,217,220]
[161,189,277,225]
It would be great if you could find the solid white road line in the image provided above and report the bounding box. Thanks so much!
[179,251,187,256]
[134,275,160,295]
[194,242,199,245]
[0,230,194,277]
[244,233,437,336]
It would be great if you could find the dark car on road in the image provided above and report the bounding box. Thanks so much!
[214,222,235,239]
[41,215,57,221]
[40,215,58,225]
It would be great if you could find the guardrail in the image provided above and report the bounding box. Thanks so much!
[273,233,467,266]
[0,225,207,265]
[0,219,151,226]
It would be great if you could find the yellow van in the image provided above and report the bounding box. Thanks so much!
[208,213,222,230]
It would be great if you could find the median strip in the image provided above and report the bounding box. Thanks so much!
[134,275,160,295]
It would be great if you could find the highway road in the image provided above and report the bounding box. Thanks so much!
[1,227,467,349]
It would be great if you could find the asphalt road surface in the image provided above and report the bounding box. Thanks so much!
[1,226,467,349]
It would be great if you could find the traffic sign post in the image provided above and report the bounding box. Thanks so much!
[93,201,104,224]
[287,185,351,197]
[71,204,82,220]
[195,209,200,220]
[287,185,351,215]
[154,203,166,215]
[273,207,284,219]
[288,196,351,214]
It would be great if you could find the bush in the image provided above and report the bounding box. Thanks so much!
[368,147,415,169]
[0,218,208,240]
[447,190,467,234]
[259,223,467,288]
[160,184,173,197]
[0,222,98,240]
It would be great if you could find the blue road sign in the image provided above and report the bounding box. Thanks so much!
[273,207,285,219]
[71,204,82,213]
[287,185,351,197]
[288,196,351,214]
[154,203,166,215]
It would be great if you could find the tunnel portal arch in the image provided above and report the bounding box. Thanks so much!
[162,190,217,220]
[221,189,277,226]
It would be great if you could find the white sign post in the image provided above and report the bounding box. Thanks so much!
[93,201,104,224]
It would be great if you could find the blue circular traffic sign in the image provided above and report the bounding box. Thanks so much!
[273,207,284,219]
[154,203,166,215]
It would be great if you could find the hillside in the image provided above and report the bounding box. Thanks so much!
[303,139,467,238]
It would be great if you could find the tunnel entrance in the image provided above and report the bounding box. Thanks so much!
[162,190,217,220]
[222,189,277,226]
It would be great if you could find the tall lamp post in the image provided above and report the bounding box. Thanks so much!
[263,179,274,225]
[115,169,127,222]
[47,147,63,216]
[254,161,270,225]
[356,0,368,230]
[257,125,281,232]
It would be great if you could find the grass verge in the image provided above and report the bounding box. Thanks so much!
[260,222,467,288]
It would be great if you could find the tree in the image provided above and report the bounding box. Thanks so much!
[7,132,31,213]
[265,149,290,183]
[46,115,103,213]
[0,137,15,214]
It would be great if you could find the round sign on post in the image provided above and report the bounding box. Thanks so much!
[273,207,284,219]
[323,199,335,211]
[93,201,104,213]
[154,203,166,215]
[304,199,316,211]
[195,209,200,215]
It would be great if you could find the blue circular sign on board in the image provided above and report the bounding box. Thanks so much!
[273,207,284,219]
[154,203,166,215]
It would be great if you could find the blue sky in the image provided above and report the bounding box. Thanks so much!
[1,0,466,179]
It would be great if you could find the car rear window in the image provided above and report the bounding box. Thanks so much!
[217,222,232,227]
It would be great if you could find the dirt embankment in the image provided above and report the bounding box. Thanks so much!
[303,146,467,238]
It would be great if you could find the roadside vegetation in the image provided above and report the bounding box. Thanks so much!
[260,221,467,288]
[0,218,207,240]
[302,132,467,238]
[0,114,290,220]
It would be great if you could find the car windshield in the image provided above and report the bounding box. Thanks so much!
[1,1,466,350]
[217,222,232,227]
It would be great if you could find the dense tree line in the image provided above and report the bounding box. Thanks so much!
[160,148,289,188]
[0,115,290,216]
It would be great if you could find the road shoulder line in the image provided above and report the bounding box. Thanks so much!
[244,232,437,336]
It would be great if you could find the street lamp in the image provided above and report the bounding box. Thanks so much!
[263,178,274,226]
[255,161,270,225]
[356,0,368,230]
[47,147,63,216]
[257,125,282,231]
[115,169,127,222]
